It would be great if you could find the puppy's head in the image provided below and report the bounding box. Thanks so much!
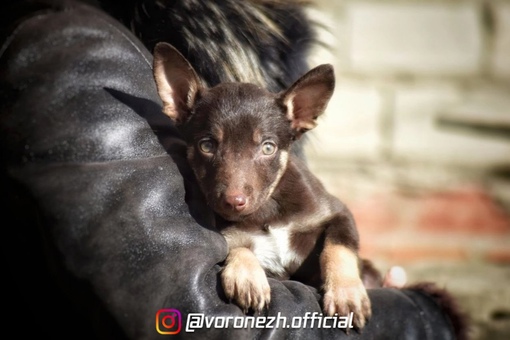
[153,42,335,221]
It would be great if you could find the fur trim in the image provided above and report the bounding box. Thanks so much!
[407,282,471,340]
[102,0,319,91]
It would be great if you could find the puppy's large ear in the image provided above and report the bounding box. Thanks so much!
[280,64,335,138]
[153,42,201,124]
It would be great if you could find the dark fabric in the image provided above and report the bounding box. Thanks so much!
[0,1,463,339]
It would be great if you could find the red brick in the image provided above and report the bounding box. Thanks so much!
[416,186,510,235]
[485,248,510,264]
[363,244,469,264]
[358,240,380,260]
[350,194,400,233]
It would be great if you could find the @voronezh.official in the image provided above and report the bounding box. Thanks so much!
[156,309,355,334]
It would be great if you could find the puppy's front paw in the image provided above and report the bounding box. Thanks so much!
[323,277,371,329]
[321,243,372,329]
[221,247,270,314]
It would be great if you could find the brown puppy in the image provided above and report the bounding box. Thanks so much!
[153,42,371,329]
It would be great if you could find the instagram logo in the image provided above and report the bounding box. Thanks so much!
[156,309,182,335]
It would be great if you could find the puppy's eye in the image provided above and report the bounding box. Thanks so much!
[261,141,277,155]
[198,139,215,154]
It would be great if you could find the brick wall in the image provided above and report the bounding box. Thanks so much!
[304,2,510,336]
[308,0,510,162]
[305,0,510,262]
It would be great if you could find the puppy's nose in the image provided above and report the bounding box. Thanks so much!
[224,194,247,212]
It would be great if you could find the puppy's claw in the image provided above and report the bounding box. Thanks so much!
[256,293,271,314]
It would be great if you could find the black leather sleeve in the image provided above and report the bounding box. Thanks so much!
[0,1,464,339]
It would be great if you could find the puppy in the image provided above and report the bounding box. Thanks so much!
[153,42,371,329]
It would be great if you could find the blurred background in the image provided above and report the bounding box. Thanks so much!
[304,1,510,339]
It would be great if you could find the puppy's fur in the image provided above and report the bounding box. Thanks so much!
[153,43,371,329]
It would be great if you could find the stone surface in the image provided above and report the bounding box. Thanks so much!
[304,2,510,338]
[347,2,483,75]
[305,81,383,160]
[491,2,510,78]
[392,83,510,166]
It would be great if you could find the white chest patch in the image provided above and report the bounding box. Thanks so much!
[251,225,303,279]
